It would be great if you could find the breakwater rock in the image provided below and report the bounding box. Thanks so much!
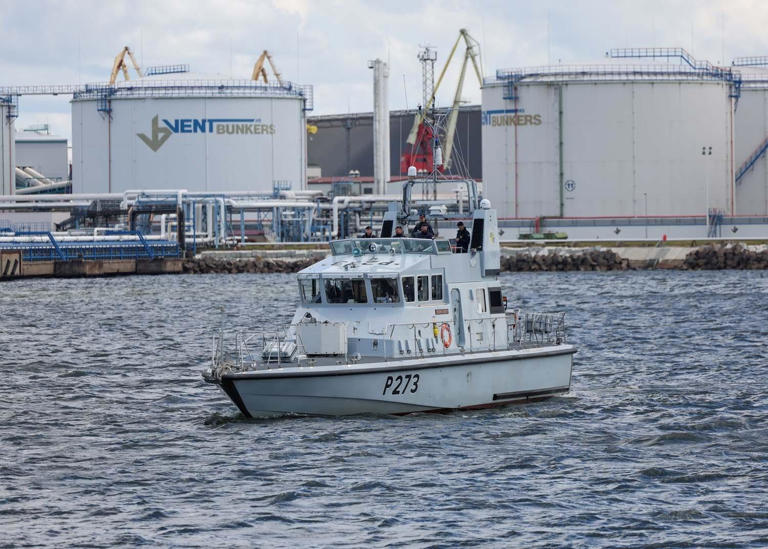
[683,244,768,270]
[501,248,630,272]
[182,255,323,274]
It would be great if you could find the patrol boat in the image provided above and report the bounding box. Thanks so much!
[203,180,576,416]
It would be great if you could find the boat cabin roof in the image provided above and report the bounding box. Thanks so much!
[329,238,452,257]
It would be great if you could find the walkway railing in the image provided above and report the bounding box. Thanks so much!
[209,310,570,378]
[0,230,181,261]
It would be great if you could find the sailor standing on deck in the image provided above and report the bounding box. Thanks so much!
[393,225,405,237]
[361,226,375,238]
[411,214,433,238]
[456,221,470,252]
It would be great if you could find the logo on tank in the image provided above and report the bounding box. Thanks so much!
[482,109,542,127]
[137,115,276,151]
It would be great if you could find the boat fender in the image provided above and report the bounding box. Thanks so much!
[440,323,452,348]
[432,323,439,339]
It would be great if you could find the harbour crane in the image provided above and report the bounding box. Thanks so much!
[109,46,143,84]
[401,29,483,174]
[251,50,284,85]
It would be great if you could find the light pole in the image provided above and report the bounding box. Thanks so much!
[644,192,648,239]
[702,145,712,237]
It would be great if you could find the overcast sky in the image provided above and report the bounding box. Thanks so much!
[2,0,768,140]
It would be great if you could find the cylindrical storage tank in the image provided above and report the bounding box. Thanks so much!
[733,66,768,215]
[0,99,15,195]
[71,73,310,194]
[482,60,735,219]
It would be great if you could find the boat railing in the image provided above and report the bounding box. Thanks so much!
[508,311,567,347]
[211,329,296,376]
[384,317,509,357]
[207,312,568,378]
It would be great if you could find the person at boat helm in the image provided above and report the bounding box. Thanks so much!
[416,223,434,239]
[456,221,470,253]
[411,214,434,238]
[393,225,405,237]
[361,226,375,238]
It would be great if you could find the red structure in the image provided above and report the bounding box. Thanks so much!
[400,123,441,174]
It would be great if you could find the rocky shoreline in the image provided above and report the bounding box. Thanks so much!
[181,243,768,274]
[682,243,768,270]
[182,255,323,274]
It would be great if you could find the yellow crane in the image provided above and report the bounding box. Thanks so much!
[109,46,143,84]
[406,29,483,171]
[251,50,284,85]
[249,50,316,134]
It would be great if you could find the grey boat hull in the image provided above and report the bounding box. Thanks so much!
[215,345,576,417]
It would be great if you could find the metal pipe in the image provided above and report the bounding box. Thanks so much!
[217,197,226,245]
[22,167,55,186]
[558,85,564,218]
[226,200,318,209]
[0,201,93,209]
[0,193,122,202]
[331,195,401,237]
[15,167,44,187]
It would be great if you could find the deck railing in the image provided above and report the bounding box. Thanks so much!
[210,311,568,377]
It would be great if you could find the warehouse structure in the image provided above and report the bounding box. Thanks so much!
[16,130,69,182]
[733,60,768,216]
[482,48,739,222]
[307,105,481,180]
[72,65,312,194]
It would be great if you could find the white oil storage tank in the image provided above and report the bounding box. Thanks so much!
[0,97,15,195]
[71,65,312,194]
[732,59,768,215]
[482,48,737,219]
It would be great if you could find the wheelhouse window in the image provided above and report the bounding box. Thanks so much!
[417,275,429,301]
[371,278,400,303]
[325,278,368,304]
[299,278,322,304]
[489,288,504,314]
[431,275,443,300]
[402,276,415,302]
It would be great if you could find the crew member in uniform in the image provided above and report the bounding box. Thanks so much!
[361,226,375,238]
[411,214,433,238]
[416,224,434,239]
[456,221,470,252]
[393,226,405,237]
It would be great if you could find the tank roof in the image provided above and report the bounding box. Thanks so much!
[488,47,740,87]
[71,76,312,106]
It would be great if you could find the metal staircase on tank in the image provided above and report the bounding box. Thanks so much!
[708,208,724,238]
[735,136,768,184]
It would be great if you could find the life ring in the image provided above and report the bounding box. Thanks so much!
[440,323,452,348]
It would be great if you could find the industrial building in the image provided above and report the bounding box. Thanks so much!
[307,106,481,180]
[733,61,768,215]
[482,48,739,222]
[71,64,312,195]
[15,129,68,182]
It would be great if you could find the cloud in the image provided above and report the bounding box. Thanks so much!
[1,0,767,141]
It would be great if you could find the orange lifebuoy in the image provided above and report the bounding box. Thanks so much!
[440,323,452,348]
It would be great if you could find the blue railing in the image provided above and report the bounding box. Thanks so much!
[0,231,181,262]
[735,136,768,184]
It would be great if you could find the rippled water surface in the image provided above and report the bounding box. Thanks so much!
[2,271,768,547]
